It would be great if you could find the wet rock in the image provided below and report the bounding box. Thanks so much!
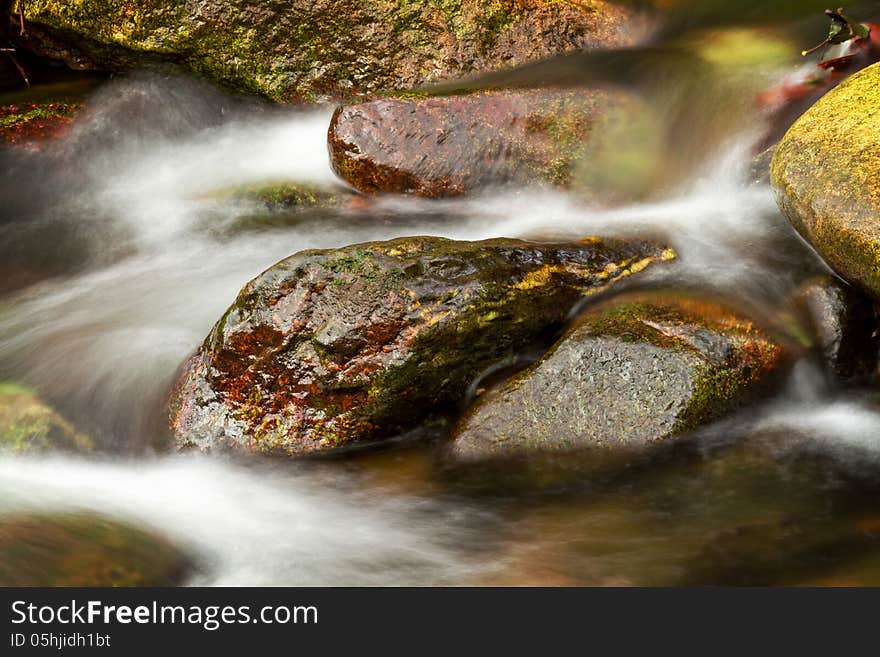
[793,275,879,382]
[772,61,880,299]
[448,291,788,462]
[0,512,191,586]
[11,1,643,102]
[222,181,348,212]
[748,146,775,186]
[0,382,93,453]
[328,89,625,197]
[0,101,80,147]
[475,439,849,585]
[169,236,675,456]
[200,181,354,234]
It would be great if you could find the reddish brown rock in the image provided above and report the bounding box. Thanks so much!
[0,101,79,148]
[168,236,675,457]
[328,89,624,197]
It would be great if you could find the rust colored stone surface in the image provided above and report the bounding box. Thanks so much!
[168,236,675,456]
[328,89,620,197]
[0,101,79,147]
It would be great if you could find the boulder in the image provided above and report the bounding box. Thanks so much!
[448,291,788,462]
[793,275,878,382]
[771,61,880,299]
[0,382,93,453]
[168,236,674,456]
[11,1,642,101]
[0,512,191,586]
[328,88,625,197]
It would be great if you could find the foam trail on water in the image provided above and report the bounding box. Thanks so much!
[0,455,493,586]
[89,110,338,243]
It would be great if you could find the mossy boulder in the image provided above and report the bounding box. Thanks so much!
[772,61,880,299]
[168,236,675,456]
[0,512,191,586]
[0,382,93,453]
[448,291,788,462]
[792,275,879,382]
[328,88,627,197]
[0,101,80,147]
[11,1,642,102]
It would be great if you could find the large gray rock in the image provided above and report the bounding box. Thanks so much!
[449,291,789,462]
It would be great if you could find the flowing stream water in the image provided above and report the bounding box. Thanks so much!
[3,7,880,585]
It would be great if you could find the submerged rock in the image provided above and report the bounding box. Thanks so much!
[201,181,354,234]
[772,61,880,299]
[748,146,775,186]
[793,275,879,382]
[328,89,625,197]
[0,101,80,147]
[11,1,642,101]
[169,236,674,456]
[0,512,191,586]
[448,291,788,462]
[0,382,93,453]
[222,181,347,212]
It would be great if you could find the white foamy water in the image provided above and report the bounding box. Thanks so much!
[86,109,340,244]
[0,455,494,585]
[755,400,880,460]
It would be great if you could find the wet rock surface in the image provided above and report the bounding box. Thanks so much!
[0,512,192,586]
[0,382,93,453]
[10,1,642,101]
[448,291,788,462]
[772,61,880,300]
[0,100,80,147]
[328,89,623,197]
[168,236,674,456]
[793,275,879,382]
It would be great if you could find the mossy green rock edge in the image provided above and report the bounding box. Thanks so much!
[448,291,789,462]
[12,0,639,102]
[0,382,93,453]
[771,61,880,300]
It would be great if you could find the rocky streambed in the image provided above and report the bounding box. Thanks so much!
[3,2,880,586]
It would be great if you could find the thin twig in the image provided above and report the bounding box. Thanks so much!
[17,0,25,37]
[5,51,30,86]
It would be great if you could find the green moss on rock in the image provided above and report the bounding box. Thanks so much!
[227,181,344,210]
[447,291,789,462]
[0,101,80,146]
[0,382,93,453]
[13,0,642,101]
[0,512,191,586]
[771,62,880,299]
